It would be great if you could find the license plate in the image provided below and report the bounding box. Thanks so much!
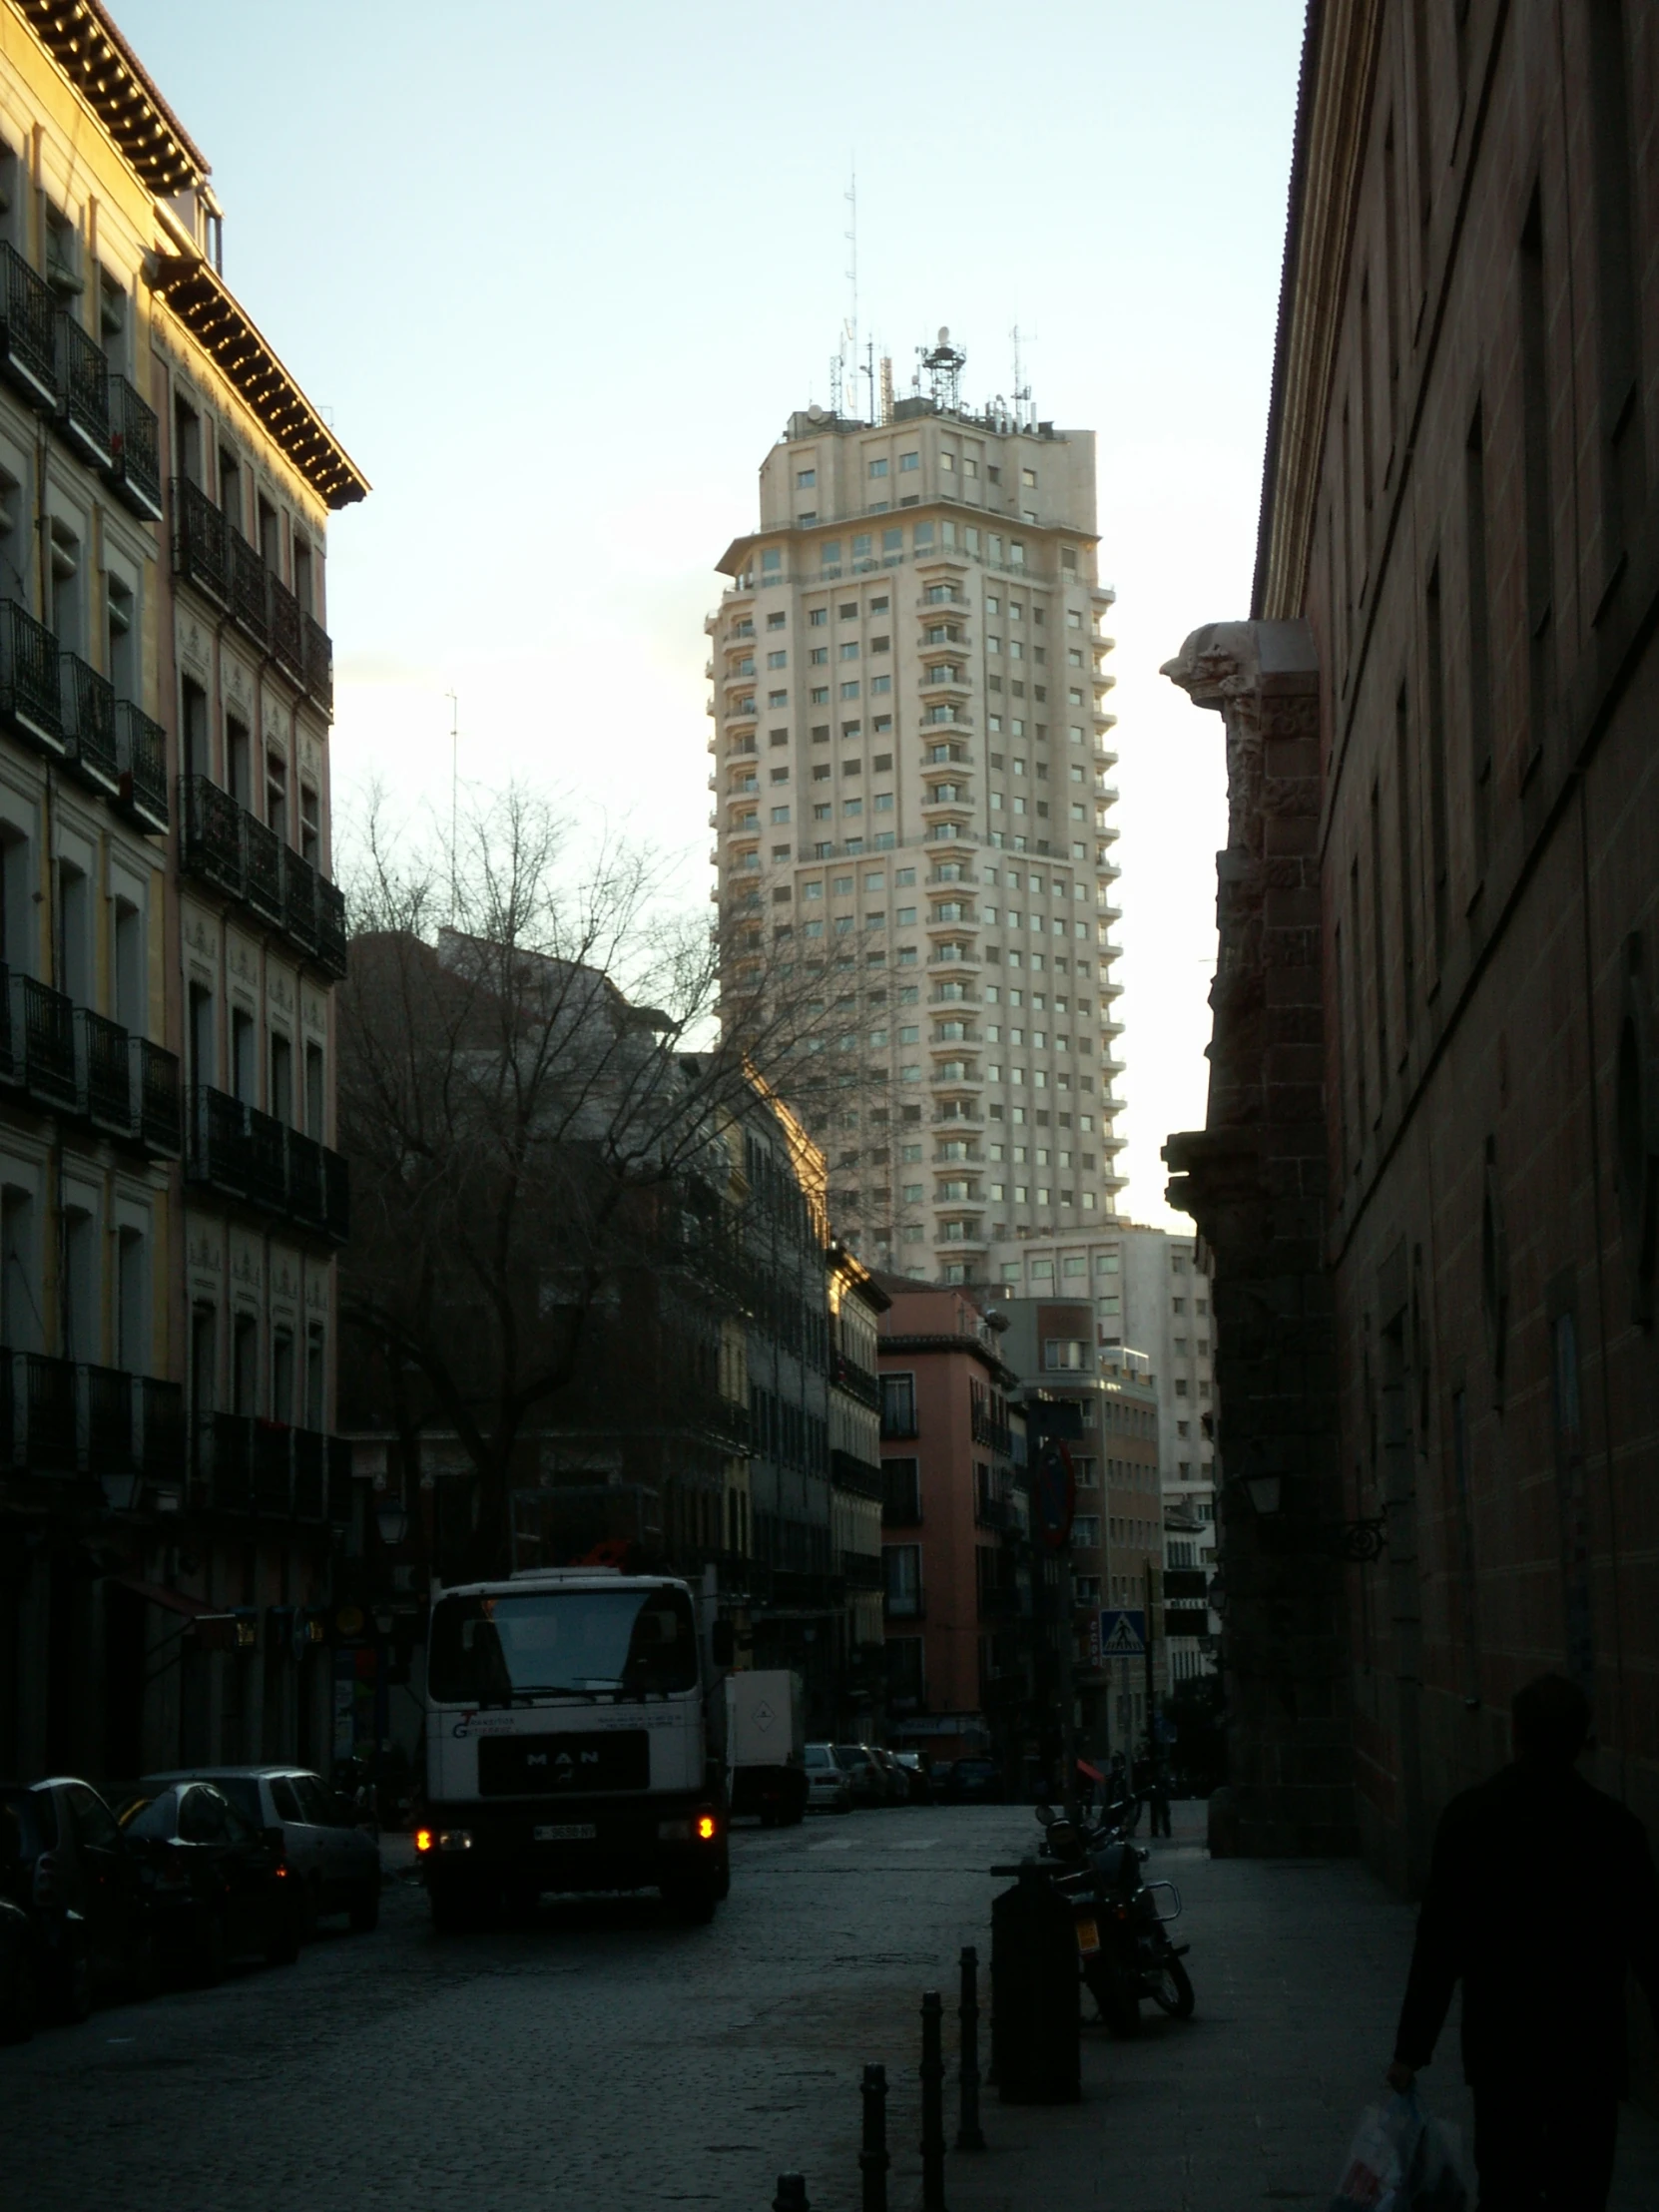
[1075,1917,1101,1957]
[533,1823,597,1843]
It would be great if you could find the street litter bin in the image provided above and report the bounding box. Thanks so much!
[989,1858,1080,2102]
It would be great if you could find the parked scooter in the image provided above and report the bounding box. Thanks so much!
[1033,1802,1194,2034]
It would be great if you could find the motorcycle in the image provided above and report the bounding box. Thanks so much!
[1034,1802,1194,2034]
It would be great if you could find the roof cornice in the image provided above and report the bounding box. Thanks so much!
[14,0,211,192]
[1252,0,1385,620]
[153,253,369,510]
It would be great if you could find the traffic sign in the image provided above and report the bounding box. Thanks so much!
[1033,1441,1076,1550]
[1098,1608,1146,1658]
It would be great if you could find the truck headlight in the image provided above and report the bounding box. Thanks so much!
[438,1829,473,1853]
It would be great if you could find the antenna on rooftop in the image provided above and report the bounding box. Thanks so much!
[445,689,459,923]
[922,325,965,411]
[1012,322,1033,430]
[842,168,859,418]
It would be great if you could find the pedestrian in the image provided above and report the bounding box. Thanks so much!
[1386,1673,1659,2210]
[1147,1764,1171,1840]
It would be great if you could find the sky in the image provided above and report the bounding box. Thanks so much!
[117,0,1305,1229]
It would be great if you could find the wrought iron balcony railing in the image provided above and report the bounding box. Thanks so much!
[60,652,117,791]
[0,242,57,409]
[77,1008,130,1133]
[170,481,333,714]
[186,1084,348,1241]
[115,702,167,830]
[0,1354,189,1485]
[55,313,112,468]
[106,375,162,519]
[171,475,230,608]
[179,777,348,979]
[0,598,64,752]
[192,1412,351,1522]
[15,974,76,1111]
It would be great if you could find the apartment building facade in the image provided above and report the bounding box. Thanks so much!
[0,2,365,1784]
[708,365,1124,1288]
[988,1225,1218,1690]
[1167,0,1659,1890]
[876,1280,1026,1768]
[990,1300,1162,1760]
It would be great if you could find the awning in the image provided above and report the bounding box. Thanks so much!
[114,1577,216,1618]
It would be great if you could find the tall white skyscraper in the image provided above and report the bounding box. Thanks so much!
[707,344,1124,1282]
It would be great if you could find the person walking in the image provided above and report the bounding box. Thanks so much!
[1386,1674,1659,2209]
[1146,1762,1172,1840]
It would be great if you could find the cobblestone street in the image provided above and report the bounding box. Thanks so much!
[4,1802,1658,2211]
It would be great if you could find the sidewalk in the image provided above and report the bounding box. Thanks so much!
[941,1799,1659,2212]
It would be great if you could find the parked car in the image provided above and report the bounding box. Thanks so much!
[939,1757,1006,1805]
[867,1747,912,1806]
[117,1782,299,1982]
[891,1751,934,1805]
[140,1767,379,1936]
[832,1744,888,1808]
[0,1779,157,2019]
[0,1892,41,2041]
[804,1742,853,1813]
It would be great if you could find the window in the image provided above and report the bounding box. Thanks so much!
[883,1543,921,1616]
[44,201,79,294]
[50,520,83,654]
[1072,1516,1101,1550]
[107,570,136,699]
[810,607,828,627]
[880,1372,917,1437]
[271,1327,295,1425]
[1021,467,1037,488]
[882,1457,921,1523]
[899,452,919,472]
[797,468,816,488]
[767,650,787,670]
[868,457,888,478]
[1043,1339,1086,1372]
[270,1032,293,1124]
[266,750,288,841]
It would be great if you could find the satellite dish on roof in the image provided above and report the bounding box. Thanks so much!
[807,402,826,421]
[938,325,950,345]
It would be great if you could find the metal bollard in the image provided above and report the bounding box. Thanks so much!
[773,2176,809,2212]
[859,2062,889,2212]
[956,1944,986,2151]
[920,1988,947,2211]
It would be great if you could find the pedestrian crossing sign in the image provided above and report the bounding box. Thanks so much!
[1097,1608,1146,1658]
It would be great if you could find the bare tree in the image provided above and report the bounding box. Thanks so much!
[336,787,839,1579]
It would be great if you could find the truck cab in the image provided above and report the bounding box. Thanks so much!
[419,1567,730,1925]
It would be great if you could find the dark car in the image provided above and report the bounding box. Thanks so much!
[0,1779,157,2019]
[139,1768,380,1936]
[940,1757,1006,1804]
[117,1782,299,1982]
[0,1892,41,2041]
[891,1751,933,1805]
[832,1744,887,1808]
[867,1747,912,1807]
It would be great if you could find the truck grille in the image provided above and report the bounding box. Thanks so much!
[476,1729,650,1797]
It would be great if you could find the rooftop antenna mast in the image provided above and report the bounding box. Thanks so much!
[446,689,459,923]
[842,169,858,418]
[1012,322,1034,429]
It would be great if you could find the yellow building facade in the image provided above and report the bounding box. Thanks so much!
[0,2,364,1784]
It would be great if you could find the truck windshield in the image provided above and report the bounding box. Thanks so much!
[428,1586,699,1705]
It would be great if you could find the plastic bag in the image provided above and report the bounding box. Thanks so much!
[1330,2092,1467,2212]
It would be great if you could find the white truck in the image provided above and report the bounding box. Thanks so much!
[418,1566,732,1926]
[725,1669,807,1826]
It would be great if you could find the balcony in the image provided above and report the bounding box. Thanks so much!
[171,476,230,608]
[0,599,64,753]
[55,314,112,468]
[180,779,348,980]
[185,1085,348,1242]
[116,703,168,830]
[77,1009,130,1133]
[0,1355,184,1486]
[0,242,57,409]
[230,528,270,649]
[13,974,76,1111]
[60,653,117,793]
[14,1351,76,1469]
[106,375,162,519]
[192,1414,350,1519]
[171,480,332,713]
[830,1447,883,1501]
[830,1353,880,1411]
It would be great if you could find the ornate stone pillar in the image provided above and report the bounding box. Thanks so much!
[1161,620,1356,1856]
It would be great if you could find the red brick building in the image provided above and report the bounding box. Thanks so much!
[876,1283,1024,1764]
[1166,0,1659,1927]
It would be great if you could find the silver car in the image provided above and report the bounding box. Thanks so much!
[140,1767,380,1936]
[804,1743,852,1813]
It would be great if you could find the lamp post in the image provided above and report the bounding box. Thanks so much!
[374,1495,410,1548]
[1237,1471,1385,1563]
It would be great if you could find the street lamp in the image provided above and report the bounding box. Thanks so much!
[374,1495,410,1547]
[1238,1471,1385,1562]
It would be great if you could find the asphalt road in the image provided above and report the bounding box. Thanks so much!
[0,1804,1033,2212]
